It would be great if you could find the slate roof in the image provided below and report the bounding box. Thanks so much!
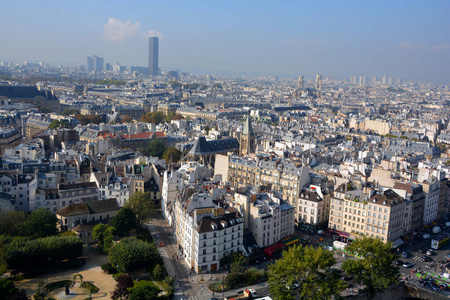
[59,182,97,190]
[242,116,254,136]
[189,137,239,155]
[56,198,119,216]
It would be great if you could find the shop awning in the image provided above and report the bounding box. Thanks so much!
[263,242,284,256]
[392,238,404,249]
[339,232,350,238]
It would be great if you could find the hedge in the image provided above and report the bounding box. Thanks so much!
[5,235,83,272]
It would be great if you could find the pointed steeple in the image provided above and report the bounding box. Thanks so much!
[243,115,254,136]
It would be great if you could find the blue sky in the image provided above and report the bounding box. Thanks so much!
[0,0,449,83]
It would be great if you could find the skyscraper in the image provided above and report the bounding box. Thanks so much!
[93,55,104,72]
[86,56,94,72]
[148,37,159,76]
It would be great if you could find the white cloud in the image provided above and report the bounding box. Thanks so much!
[433,43,450,50]
[104,18,140,42]
[398,41,426,50]
[144,30,164,40]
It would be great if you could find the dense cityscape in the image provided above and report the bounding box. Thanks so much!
[1,2,450,300]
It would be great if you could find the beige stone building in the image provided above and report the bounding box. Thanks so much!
[329,183,406,242]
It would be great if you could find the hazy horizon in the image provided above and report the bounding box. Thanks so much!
[1,0,449,84]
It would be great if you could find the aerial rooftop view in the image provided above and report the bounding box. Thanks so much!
[0,1,450,300]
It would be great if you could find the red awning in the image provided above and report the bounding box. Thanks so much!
[263,243,284,256]
[339,232,350,238]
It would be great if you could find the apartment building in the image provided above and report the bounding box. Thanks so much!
[297,184,330,228]
[247,193,295,247]
[226,155,310,208]
[329,183,406,242]
[187,207,244,273]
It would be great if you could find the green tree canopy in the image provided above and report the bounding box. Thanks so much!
[0,211,28,237]
[129,285,159,300]
[342,237,399,299]
[75,114,102,125]
[162,147,182,164]
[25,208,58,238]
[146,138,167,158]
[268,244,345,300]
[5,235,83,272]
[92,223,115,254]
[141,111,166,124]
[109,237,161,273]
[125,192,155,236]
[48,119,68,130]
[110,207,137,237]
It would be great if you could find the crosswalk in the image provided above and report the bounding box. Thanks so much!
[412,255,422,261]
[187,296,199,300]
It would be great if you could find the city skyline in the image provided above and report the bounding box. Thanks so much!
[0,0,449,83]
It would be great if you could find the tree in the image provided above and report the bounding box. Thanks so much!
[162,147,182,164]
[268,244,345,300]
[129,285,159,300]
[109,237,161,273]
[378,106,388,115]
[48,119,68,130]
[111,274,134,300]
[153,264,163,280]
[172,114,184,120]
[125,192,155,237]
[110,207,137,237]
[230,253,247,274]
[146,138,167,158]
[342,237,399,299]
[204,125,211,135]
[165,111,176,122]
[5,236,83,272]
[25,208,58,238]
[92,224,115,254]
[120,115,133,123]
[141,111,166,124]
[0,211,28,237]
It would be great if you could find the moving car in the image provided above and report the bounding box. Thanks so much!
[427,249,435,256]
[402,252,411,258]
[403,262,414,268]
[394,260,404,266]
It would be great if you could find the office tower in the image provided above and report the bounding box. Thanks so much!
[93,55,104,72]
[315,75,322,90]
[86,56,94,72]
[362,76,367,86]
[148,37,159,76]
[298,76,304,88]
[382,75,387,85]
[351,76,357,85]
[105,63,112,71]
[358,76,363,85]
[372,77,377,84]
[388,77,393,85]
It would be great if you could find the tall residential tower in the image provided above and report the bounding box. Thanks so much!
[148,37,159,76]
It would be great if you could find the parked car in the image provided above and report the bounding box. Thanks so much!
[423,233,431,239]
[427,249,435,256]
[394,260,404,266]
[402,252,411,258]
[403,262,414,268]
